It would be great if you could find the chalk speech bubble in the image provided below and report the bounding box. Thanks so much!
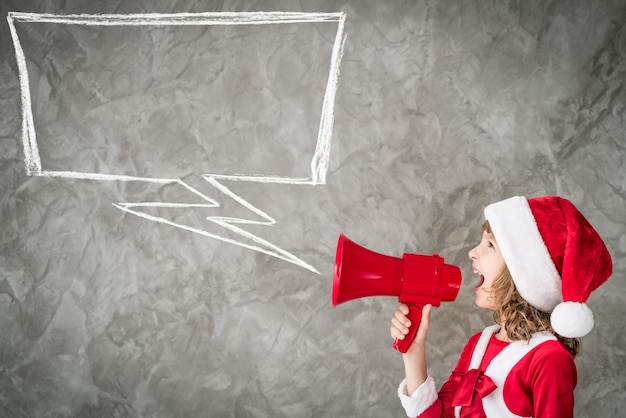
[7,12,347,273]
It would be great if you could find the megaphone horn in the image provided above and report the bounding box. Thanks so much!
[332,234,462,353]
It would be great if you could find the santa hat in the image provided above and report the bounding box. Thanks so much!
[484,196,612,338]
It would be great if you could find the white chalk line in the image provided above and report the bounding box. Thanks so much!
[8,11,346,274]
[312,12,346,184]
[7,11,344,26]
[114,204,318,273]
[44,172,320,272]
[204,174,318,185]
[27,175,317,273]
[114,175,319,273]
[7,14,40,174]
[8,11,346,187]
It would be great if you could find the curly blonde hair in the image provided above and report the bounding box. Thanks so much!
[484,222,581,357]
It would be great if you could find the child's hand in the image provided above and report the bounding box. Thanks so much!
[390,303,432,352]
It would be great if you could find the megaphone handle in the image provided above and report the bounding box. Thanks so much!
[392,303,423,353]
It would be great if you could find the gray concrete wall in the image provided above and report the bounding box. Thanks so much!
[1,0,624,416]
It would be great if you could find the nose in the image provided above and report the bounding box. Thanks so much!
[468,245,477,260]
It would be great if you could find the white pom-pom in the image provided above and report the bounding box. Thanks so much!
[551,301,594,338]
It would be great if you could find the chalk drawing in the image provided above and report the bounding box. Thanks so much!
[7,11,347,274]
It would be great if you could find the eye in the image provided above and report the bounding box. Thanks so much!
[487,240,495,249]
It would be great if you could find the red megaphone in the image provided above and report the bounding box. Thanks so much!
[332,234,462,353]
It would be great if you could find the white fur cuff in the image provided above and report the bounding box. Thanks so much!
[397,376,438,417]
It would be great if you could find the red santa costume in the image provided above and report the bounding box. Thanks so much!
[397,196,613,417]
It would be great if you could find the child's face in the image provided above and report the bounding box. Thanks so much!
[468,230,506,310]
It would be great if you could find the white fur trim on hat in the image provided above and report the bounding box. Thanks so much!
[551,301,594,338]
[484,196,562,312]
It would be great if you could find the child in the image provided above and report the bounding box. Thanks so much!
[390,196,613,417]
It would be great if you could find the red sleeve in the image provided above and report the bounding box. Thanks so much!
[416,401,443,418]
[504,340,577,417]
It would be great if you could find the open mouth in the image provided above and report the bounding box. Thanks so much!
[474,272,485,291]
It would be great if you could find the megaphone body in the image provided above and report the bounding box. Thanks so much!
[332,234,462,353]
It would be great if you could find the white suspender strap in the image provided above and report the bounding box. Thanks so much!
[454,326,556,418]
[454,325,500,418]
[482,332,557,418]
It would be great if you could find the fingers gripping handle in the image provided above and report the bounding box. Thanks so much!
[393,304,423,353]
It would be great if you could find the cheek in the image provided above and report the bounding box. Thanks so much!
[486,255,506,279]
[494,253,506,270]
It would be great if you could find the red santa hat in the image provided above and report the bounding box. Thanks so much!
[484,196,613,338]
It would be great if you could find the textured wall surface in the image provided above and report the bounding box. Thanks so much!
[1,0,625,417]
